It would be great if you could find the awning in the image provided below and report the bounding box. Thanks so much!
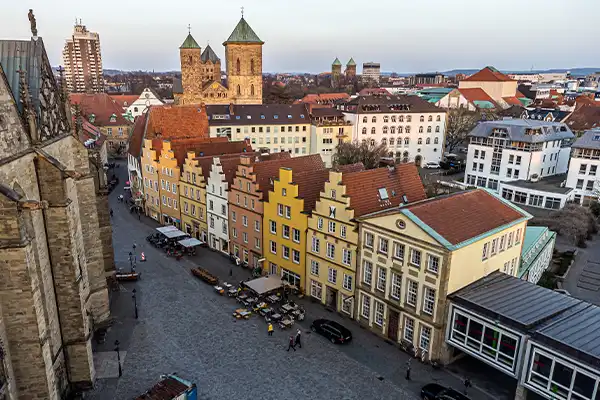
[243,275,283,295]
[163,229,187,239]
[156,225,179,234]
[178,238,204,248]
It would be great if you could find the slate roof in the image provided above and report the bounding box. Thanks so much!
[468,119,575,143]
[310,107,346,118]
[201,45,220,63]
[522,108,571,122]
[332,58,342,66]
[127,113,148,158]
[572,128,600,150]
[180,33,200,49]
[342,94,443,114]
[69,93,130,126]
[463,66,514,82]
[223,17,264,45]
[206,104,309,126]
[146,105,209,139]
[135,376,190,400]
[252,154,326,202]
[343,163,426,218]
[404,189,528,246]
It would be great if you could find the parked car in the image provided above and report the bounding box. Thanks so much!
[310,319,352,344]
[421,383,471,400]
[423,162,441,169]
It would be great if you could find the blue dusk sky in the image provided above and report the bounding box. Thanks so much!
[1,0,597,73]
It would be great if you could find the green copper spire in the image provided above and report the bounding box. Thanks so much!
[347,58,356,66]
[332,57,342,66]
[180,33,200,49]
[223,17,264,45]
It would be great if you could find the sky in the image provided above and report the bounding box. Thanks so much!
[1,0,598,74]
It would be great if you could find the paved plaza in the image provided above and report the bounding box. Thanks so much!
[86,161,512,400]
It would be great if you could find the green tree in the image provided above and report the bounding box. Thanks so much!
[333,140,388,170]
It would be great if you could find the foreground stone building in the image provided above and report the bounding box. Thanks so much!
[0,13,114,399]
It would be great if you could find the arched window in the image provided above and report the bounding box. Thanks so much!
[434,137,439,144]
[362,127,367,134]
[251,59,255,74]
[435,126,440,133]
[399,115,404,122]
[427,126,432,133]
[237,85,241,95]
[418,138,423,145]
[420,115,425,122]
[383,126,388,134]
[382,138,387,146]
[372,116,377,123]
[383,116,389,123]
[371,127,376,134]
[389,138,395,146]
[398,126,403,133]
[188,55,192,63]
[404,137,410,145]
[419,126,423,133]
[436,115,441,122]
[251,85,255,96]
[390,126,396,134]
[370,139,375,146]
[428,115,433,122]
[236,58,241,74]
[426,138,431,144]
[405,126,411,134]
[362,116,367,123]
[407,116,412,122]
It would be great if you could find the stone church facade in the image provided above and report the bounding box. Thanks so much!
[173,16,264,106]
[0,13,114,400]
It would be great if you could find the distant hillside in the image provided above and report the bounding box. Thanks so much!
[440,67,600,77]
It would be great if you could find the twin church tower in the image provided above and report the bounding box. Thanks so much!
[174,16,264,105]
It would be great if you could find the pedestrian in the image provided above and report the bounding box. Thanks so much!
[133,242,137,251]
[229,267,233,277]
[138,212,141,221]
[110,208,113,217]
[286,335,296,352]
[268,323,274,336]
[464,377,472,395]
[405,358,411,380]
[295,329,302,348]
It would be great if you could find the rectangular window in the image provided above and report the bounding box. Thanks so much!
[285,206,291,219]
[283,225,290,239]
[269,220,277,234]
[393,242,405,260]
[277,204,283,216]
[292,249,300,264]
[391,273,402,300]
[231,210,237,222]
[270,241,277,254]
[255,237,260,249]
[423,287,436,315]
[232,227,238,238]
[361,295,371,319]
[508,232,514,248]
[365,232,374,248]
[419,325,432,351]
[515,228,522,244]
[340,225,347,238]
[342,248,352,266]
[243,232,248,243]
[317,217,323,230]
[404,317,414,341]
[499,235,506,251]
[376,268,387,292]
[328,267,337,284]
[242,215,248,227]
[580,164,587,174]
[590,165,597,176]
[292,228,300,243]
[427,254,439,274]
[491,238,498,255]
[410,248,421,267]
[254,220,260,232]
[328,221,336,233]
[363,260,373,285]
[172,183,177,194]
[310,260,319,276]
[311,280,322,300]
[282,245,290,259]
[406,280,418,307]
[374,301,384,326]
[311,236,320,252]
[343,274,353,291]
[482,242,489,260]
[378,238,389,254]
[221,204,226,216]
[326,243,335,259]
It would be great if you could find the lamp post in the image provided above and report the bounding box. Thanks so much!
[114,340,122,377]
[132,289,138,319]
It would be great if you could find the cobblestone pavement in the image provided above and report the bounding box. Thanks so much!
[86,161,512,400]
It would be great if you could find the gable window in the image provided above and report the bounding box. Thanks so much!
[317,217,323,230]
[340,225,347,238]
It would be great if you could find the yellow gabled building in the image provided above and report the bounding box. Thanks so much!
[306,164,427,316]
[263,167,330,291]
[180,152,208,241]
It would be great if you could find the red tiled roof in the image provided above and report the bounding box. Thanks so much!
[69,93,130,126]
[565,104,600,131]
[458,88,498,106]
[405,189,526,245]
[78,120,107,148]
[516,91,527,98]
[295,93,351,105]
[336,162,365,173]
[146,105,209,140]
[135,376,189,400]
[358,88,391,96]
[173,138,251,165]
[195,152,250,179]
[463,67,514,82]
[253,154,326,202]
[110,94,139,109]
[502,96,522,106]
[291,169,332,212]
[128,114,148,158]
[343,163,426,217]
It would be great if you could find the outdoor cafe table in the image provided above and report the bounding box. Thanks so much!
[228,288,238,296]
[280,303,297,313]
[291,309,305,321]
[270,313,282,322]
[279,319,294,329]
[237,294,248,301]
[259,307,273,316]
[223,282,233,289]
[266,294,281,303]
[233,308,252,319]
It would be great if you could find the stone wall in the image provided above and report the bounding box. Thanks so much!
[0,72,31,159]
[225,44,263,105]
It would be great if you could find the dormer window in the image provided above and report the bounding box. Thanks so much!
[288,115,292,119]
[236,115,241,120]
[246,115,251,119]
[89,114,96,123]
[260,114,265,119]
[274,115,279,119]
[300,114,305,118]
[378,188,389,200]
[109,114,117,123]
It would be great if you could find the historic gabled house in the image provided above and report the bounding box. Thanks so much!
[0,12,114,399]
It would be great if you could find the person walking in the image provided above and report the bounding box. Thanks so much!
[268,323,274,336]
[295,329,302,349]
[110,208,113,217]
[405,358,412,381]
[463,377,472,395]
[286,335,296,352]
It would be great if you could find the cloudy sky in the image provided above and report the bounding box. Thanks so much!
[1,0,597,73]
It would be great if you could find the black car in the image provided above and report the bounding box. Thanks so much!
[421,383,470,400]
[310,319,352,344]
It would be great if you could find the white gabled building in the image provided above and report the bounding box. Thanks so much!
[566,128,600,205]
[338,94,446,166]
[127,88,164,118]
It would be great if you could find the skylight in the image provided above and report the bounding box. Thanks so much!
[378,188,389,200]
[288,115,292,119]
[236,115,241,120]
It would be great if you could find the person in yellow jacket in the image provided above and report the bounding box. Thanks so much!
[268,323,274,336]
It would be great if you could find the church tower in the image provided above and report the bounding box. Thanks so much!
[179,32,202,105]
[224,16,264,105]
[331,57,342,88]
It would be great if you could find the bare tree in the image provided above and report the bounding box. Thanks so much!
[445,108,482,153]
[534,204,598,246]
[333,140,388,170]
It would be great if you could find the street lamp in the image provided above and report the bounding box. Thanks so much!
[132,289,138,319]
[114,340,122,377]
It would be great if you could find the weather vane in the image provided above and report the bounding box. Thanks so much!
[188,24,191,34]
[241,6,244,17]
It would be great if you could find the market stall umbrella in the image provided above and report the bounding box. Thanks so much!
[178,238,204,248]
[162,229,188,239]
[243,276,283,296]
[156,225,180,234]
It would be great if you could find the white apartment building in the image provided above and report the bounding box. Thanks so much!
[206,104,312,156]
[362,62,381,83]
[308,107,352,167]
[62,21,103,93]
[206,156,239,254]
[566,129,600,205]
[338,94,446,166]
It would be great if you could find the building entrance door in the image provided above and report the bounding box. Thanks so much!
[326,287,338,309]
[387,310,400,342]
